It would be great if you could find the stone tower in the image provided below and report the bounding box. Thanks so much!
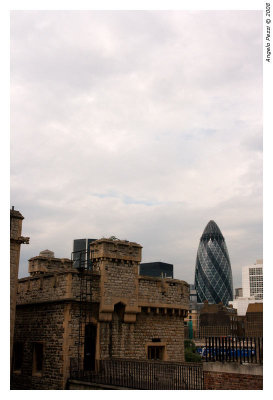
[90,238,142,323]
[10,207,29,367]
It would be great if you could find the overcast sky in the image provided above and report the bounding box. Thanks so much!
[10,10,262,287]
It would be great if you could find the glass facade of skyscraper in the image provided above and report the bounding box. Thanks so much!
[194,220,233,306]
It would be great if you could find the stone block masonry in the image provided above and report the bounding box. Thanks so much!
[10,208,29,368]
[11,238,189,390]
[11,303,67,390]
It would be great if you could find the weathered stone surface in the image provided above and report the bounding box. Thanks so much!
[10,208,29,368]
[11,238,189,390]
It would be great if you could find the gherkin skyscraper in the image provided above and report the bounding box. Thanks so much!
[194,220,233,306]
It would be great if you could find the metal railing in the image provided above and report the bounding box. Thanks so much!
[204,337,263,364]
[70,358,203,390]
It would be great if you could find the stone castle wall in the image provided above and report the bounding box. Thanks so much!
[99,311,185,362]
[10,208,29,367]
[12,238,189,390]
[138,276,189,307]
[28,256,73,275]
[100,261,139,310]
[16,271,101,305]
[11,302,68,389]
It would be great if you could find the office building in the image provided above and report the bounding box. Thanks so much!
[229,297,262,316]
[242,260,263,300]
[194,220,233,306]
[229,260,263,316]
[199,301,239,337]
[189,284,197,307]
[139,262,173,278]
[234,288,243,298]
[72,238,97,269]
[245,303,263,337]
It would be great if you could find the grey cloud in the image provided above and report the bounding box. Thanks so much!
[11,10,262,290]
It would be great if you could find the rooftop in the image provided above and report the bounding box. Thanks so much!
[246,303,263,313]
[201,220,224,240]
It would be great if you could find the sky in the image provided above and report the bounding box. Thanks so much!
[10,9,263,288]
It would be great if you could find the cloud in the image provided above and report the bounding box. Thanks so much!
[10,10,262,288]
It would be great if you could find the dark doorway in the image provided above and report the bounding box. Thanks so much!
[12,342,23,372]
[84,324,97,371]
[114,302,126,321]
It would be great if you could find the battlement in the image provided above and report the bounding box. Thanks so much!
[28,251,73,276]
[138,276,189,310]
[90,238,142,263]
[18,241,189,321]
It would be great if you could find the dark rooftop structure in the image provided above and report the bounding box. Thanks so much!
[139,262,173,278]
[72,238,97,269]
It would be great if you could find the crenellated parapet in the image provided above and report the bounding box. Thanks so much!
[88,239,189,323]
[138,276,189,317]
[28,253,73,276]
[16,239,189,321]
[90,238,142,263]
[13,236,190,388]
[90,239,141,323]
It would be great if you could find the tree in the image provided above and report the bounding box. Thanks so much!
[184,340,201,362]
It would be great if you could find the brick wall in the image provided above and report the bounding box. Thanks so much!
[203,362,263,390]
[245,312,263,337]
[199,325,231,337]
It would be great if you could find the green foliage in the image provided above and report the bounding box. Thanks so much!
[184,340,201,363]
[185,350,201,362]
[184,339,196,350]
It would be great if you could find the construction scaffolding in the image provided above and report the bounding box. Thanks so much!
[71,246,95,372]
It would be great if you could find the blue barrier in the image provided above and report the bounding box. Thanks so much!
[197,347,255,357]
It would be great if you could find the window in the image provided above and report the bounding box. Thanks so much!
[32,343,44,376]
[12,342,23,372]
[148,346,164,360]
